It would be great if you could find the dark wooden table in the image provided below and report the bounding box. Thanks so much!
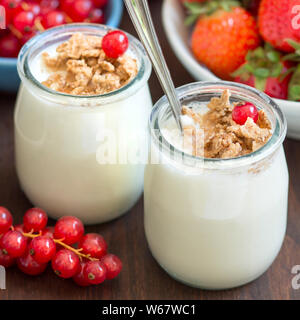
[1,0,300,300]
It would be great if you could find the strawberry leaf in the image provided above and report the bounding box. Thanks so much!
[244,64,255,73]
[220,1,240,11]
[255,77,267,92]
[288,64,300,101]
[267,51,280,63]
[279,67,296,82]
[290,86,300,101]
[184,0,240,22]
[283,53,300,62]
[231,63,251,80]
[285,39,300,51]
[253,68,270,78]
[253,47,265,59]
[184,1,215,16]
[184,14,199,26]
[184,2,207,14]
[235,45,286,82]
[270,63,283,78]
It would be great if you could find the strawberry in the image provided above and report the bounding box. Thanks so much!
[258,0,300,53]
[187,1,260,80]
[233,44,295,100]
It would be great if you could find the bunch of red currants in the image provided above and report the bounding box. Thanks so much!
[0,206,122,287]
[0,0,108,57]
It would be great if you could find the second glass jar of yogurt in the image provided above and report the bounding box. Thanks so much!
[144,82,288,289]
[15,24,152,224]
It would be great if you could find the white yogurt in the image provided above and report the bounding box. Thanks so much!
[144,83,288,289]
[15,25,152,224]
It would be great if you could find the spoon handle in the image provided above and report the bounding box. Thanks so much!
[124,0,182,130]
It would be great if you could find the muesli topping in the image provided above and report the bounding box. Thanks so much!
[41,33,138,95]
[181,90,272,158]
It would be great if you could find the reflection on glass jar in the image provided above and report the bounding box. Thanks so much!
[15,24,152,224]
[144,82,288,289]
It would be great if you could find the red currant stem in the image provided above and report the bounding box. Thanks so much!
[34,18,45,32]
[22,230,42,238]
[22,232,98,262]
[65,15,73,23]
[8,25,23,39]
[54,239,98,261]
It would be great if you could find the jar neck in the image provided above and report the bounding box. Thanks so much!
[150,81,287,170]
[17,23,152,106]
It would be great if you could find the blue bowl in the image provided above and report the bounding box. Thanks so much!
[0,0,124,93]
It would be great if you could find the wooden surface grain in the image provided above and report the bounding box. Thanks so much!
[1,0,300,300]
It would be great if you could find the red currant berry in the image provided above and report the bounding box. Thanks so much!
[42,226,54,238]
[24,2,41,16]
[13,10,35,33]
[0,230,27,258]
[1,0,22,25]
[232,102,259,125]
[102,30,129,59]
[23,208,48,233]
[0,207,13,234]
[14,224,31,243]
[42,10,66,28]
[101,254,122,280]
[68,0,94,22]
[51,249,80,278]
[78,233,107,259]
[60,0,74,14]
[29,235,56,264]
[17,250,47,275]
[54,216,84,245]
[40,0,59,14]
[87,8,104,23]
[83,260,107,285]
[92,0,107,8]
[1,0,21,10]
[72,260,90,286]
[14,224,25,233]
[0,34,20,57]
[0,248,15,268]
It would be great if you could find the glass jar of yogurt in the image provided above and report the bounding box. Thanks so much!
[144,81,288,289]
[15,24,152,224]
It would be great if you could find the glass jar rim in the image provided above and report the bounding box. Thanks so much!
[150,81,287,169]
[17,23,152,106]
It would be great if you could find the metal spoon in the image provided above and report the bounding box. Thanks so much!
[124,0,183,132]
